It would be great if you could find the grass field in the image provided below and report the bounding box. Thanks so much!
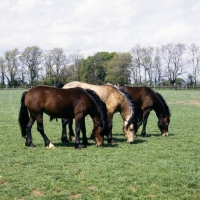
[0,89,200,199]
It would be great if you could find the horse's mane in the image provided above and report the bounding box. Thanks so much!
[155,92,171,118]
[112,85,138,131]
[85,89,109,136]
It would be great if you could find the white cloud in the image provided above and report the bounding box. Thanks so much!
[0,0,200,57]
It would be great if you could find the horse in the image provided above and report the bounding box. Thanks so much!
[60,88,109,145]
[18,86,108,149]
[58,81,138,144]
[120,86,171,137]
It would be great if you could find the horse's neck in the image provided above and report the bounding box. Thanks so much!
[119,96,132,122]
[154,99,166,118]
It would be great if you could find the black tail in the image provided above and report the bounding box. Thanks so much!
[18,91,29,137]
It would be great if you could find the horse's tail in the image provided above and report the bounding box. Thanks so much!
[18,91,29,137]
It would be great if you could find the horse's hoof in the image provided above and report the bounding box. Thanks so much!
[75,143,82,149]
[109,139,117,145]
[141,134,151,137]
[47,143,55,149]
[61,139,69,143]
[96,144,103,147]
[107,138,112,144]
[25,143,36,147]
[82,141,90,146]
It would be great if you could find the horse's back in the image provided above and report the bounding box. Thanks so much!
[121,86,157,109]
[25,86,92,117]
[63,82,123,112]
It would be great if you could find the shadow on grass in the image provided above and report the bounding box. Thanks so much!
[146,132,175,137]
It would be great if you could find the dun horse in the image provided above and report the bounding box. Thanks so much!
[18,86,108,149]
[58,81,138,144]
[121,86,171,137]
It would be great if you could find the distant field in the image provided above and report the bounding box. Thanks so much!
[0,89,200,199]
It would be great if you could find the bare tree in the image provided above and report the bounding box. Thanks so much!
[43,49,55,78]
[4,48,20,86]
[20,46,43,85]
[63,50,83,82]
[52,48,68,78]
[141,46,154,84]
[0,57,6,86]
[153,47,163,85]
[188,43,200,85]
[130,44,143,84]
[161,43,186,85]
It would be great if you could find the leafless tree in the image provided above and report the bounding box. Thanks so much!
[188,43,200,85]
[63,50,83,82]
[51,48,68,78]
[20,46,43,85]
[43,49,55,78]
[153,47,163,85]
[130,44,143,84]
[0,57,6,85]
[161,43,186,85]
[141,46,154,84]
[4,48,20,86]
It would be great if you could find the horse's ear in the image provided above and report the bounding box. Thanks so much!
[55,81,64,88]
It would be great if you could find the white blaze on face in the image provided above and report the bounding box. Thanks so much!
[162,131,169,136]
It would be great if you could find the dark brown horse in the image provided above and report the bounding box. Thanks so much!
[18,86,108,149]
[121,86,171,137]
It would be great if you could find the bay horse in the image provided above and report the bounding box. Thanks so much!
[18,86,108,149]
[121,86,171,137]
[59,81,138,144]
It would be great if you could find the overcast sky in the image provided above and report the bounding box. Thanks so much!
[1,0,200,57]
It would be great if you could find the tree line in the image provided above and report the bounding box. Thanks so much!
[0,43,199,87]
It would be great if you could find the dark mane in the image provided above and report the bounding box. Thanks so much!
[155,92,171,118]
[118,86,138,131]
[85,89,109,136]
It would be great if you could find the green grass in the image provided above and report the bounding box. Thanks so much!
[0,89,200,199]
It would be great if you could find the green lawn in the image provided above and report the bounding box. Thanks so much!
[0,89,200,199]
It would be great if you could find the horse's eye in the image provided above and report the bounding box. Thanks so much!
[130,128,134,132]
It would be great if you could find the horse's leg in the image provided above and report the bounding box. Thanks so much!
[25,114,36,147]
[81,119,89,146]
[36,114,55,148]
[141,110,151,137]
[107,114,116,144]
[61,118,69,143]
[74,114,84,149]
[68,119,75,141]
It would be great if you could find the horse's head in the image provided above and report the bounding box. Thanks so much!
[158,116,170,136]
[92,124,104,147]
[123,121,136,144]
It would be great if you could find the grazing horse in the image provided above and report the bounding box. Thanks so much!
[59,81,138,144]
[18,86,108,149]
[121,86,171,137]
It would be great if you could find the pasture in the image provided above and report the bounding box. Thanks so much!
[0,89,200,199]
